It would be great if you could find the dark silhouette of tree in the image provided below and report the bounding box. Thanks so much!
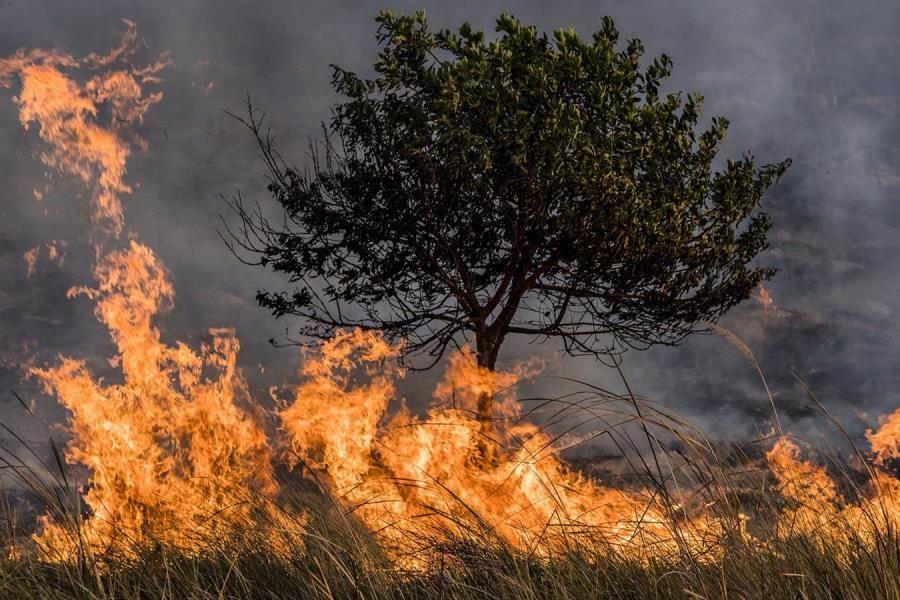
[225,11,789,427]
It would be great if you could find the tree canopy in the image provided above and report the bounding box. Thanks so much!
[226,10,789,379]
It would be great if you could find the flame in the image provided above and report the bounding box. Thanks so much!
[766,437,840,537]
[4,18,900,570]
[3,19,293,562]
[755,284,775,312]
[0,20,168,237]
[31,242,277,558]
[766,431,898,545]
[23,245,39,277]
[279,331,722,562]
[46,240,66,268]
[867,408,900,467]
[280,328,404,487]
[23,241,68,277]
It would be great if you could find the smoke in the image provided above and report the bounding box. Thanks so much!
[1,0,899,451]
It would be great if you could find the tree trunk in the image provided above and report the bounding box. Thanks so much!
[474,332,499,462]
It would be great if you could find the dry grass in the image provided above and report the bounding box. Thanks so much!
[0,378,897,599]
[0,515,895,599]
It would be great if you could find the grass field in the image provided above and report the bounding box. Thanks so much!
[0,377,897,600]
[0,482,896,599]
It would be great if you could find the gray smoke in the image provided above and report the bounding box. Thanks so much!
[1,0,898,454]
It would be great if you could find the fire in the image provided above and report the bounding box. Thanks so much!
[23,241,69,277]
[766,437,841,537]
[755,284,774,312]
[4,18,900,570]
[279,331,721,561]
[280,328,404,488]
[867,408,900,466]
[0,20,168,237]
[3,19,287,562]
[23,245,38,277]
[766,430,899,545]
[31,242,277,559]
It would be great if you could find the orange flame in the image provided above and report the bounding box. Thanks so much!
[3,19,290,562]
[867,408,900,467]
[279,331,721,562]
[766,431,898,545]
[0,20,168,237]
[23,245,39,277]
[22,241,68,277]
[755,284,774,312]
[31,242,276,558]
[766,438,840,537]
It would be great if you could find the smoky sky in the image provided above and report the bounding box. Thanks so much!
[1,0,899,453]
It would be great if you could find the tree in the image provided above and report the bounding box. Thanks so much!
[225,11,790,428]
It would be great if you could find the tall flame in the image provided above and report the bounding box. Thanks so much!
[3,18,287,562]
[31,242,276,558]
[0,20,168,236]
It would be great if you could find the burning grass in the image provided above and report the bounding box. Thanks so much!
[0,513,895,599]
[0,224,897,599]
[0,250,897,597]
[1,18,898,599]
[0,375,898,599]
